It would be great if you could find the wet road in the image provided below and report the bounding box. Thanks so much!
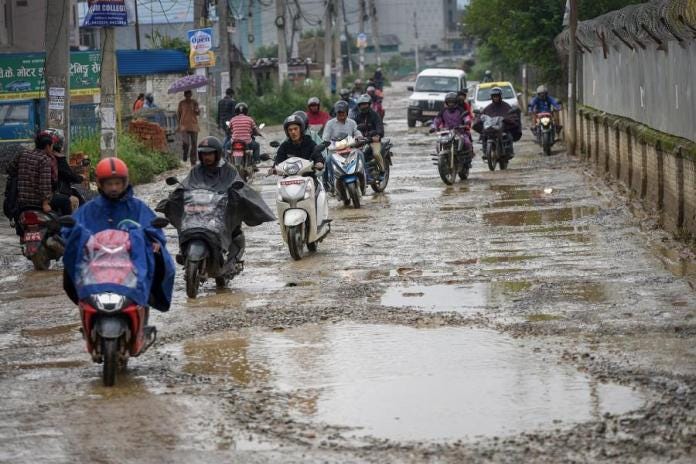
[0,82,695,463]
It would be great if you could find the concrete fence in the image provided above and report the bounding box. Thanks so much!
[562,107,696,238]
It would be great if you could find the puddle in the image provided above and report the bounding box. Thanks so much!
[21,323,80,338]
[10,359,87,370]
[489,185,554,201]
[381,283,488,312]
[181,323,646,441]
[654,245,696,287]
[480,255,540,264]
[483,207,598,227]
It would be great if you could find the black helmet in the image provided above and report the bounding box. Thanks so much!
[292,111,308,130]
[45,128,65,153]
[35,130,56,149]
[197,136,223,164]
[339,88,350,99]
[357,94,371,113]
[445,92,458,107]
[334,100,349,114]
[234,102,249,115]
[490,87,503,98]
[457,88,468,96]
[283,114,305,137]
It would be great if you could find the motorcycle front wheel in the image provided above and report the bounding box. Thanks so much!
[438,151,456,185]
[486,141,496,172]
[543,131,553,156]
[347,182,361,209]
[185,261,200,299]
[102,338,118,387]
[287,225,305,260]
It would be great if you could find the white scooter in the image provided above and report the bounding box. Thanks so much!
[275,157,331,260]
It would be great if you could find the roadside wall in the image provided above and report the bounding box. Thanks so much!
[561,107,696,238]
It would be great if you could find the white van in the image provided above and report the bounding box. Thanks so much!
[407,68,467,127]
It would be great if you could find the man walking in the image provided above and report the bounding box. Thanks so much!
[177,90,200,165]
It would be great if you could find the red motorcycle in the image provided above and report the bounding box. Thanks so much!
[69,218,168,386]
[372,100,385,121]
[17,209,63,270]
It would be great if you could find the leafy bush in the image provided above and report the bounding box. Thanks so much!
[71,132,179,185]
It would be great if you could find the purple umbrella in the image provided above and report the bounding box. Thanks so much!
[167,74,209,94]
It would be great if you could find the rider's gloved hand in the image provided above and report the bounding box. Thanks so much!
[314,162,325,171]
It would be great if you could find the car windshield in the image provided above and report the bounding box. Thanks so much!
[415,76,459,93]
[0,103,30,124]
[477,86,515,101]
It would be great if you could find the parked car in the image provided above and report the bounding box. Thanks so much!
[407,68,467,127]
[471,81,521,112]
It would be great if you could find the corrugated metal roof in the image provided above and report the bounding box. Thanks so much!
[117,49,188,76]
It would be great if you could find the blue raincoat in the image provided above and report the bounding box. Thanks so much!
[62,187,175,312]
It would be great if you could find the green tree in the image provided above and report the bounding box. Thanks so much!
[461,0,644,83]
[145,31,188,54]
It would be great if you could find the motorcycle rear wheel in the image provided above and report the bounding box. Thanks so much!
[347,183,361,209]
[102,338,118,387]
[215,276,227,288]
[371,163,390,192]
[287,225,305,260]
[185,261,200,299]
[30,249,50,271]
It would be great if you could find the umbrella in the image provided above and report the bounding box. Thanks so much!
[167,74,209,94]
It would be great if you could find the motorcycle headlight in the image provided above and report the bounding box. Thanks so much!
[89,292,127,313]
[540,117,551,125]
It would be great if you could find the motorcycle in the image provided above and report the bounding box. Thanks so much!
[63,215,169,387]
[432,126,474,185]
[479,112,515,171]
[224,122,265,182]
[159,177,244,299]
[365,138,393,193]
[328,135,368,208]
[17,209,64,270]
[372,99,385,121]
[535,111,556,156]
[274,157,331,260]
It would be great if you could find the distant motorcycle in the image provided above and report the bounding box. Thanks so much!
[274,157,331,260]
[479,112,516,171]
[224,122,265,182]
[432,126,474,185]
[17,210,65,270]
[328,135,368,208]
[534,111,556,156]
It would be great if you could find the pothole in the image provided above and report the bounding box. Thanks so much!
[381,283,488,312]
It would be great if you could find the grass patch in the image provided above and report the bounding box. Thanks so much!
[71,132,179,185]
[237,79,332,125]
[527,313,563,322]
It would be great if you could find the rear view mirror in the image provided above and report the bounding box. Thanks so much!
[260,153,271,161]
[258,123,266,130]
[59,215,76,227]
[407,86,414,91]
[165,176,179,186]
[151,217,169,229]
[269,140,280,148]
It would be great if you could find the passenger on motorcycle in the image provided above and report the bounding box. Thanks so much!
[227,102,261,166]
[62,157,176,312]
[350,94,384,171]
[429,92,473,154]
[457,88,474,119]
[306,97,331,134]
[45,128,85,213]
[528,85,562,131]
[273,115,325,172]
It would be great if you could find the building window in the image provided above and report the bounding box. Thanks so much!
[80,28,97,49]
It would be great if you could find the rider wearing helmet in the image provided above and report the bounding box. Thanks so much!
[430,93,473,155]
[273,115,325,171]
[352,79,364,99]
[62,157,175,312]
[227,102,261,166]
[292,110,323,146]
[350,94,385,171]
[528,84,562,130]
[457,88,473,119]
[323,101,363,143]
[473,87,522,157]
[330,88,357,116]
[46,128,84,213]
[482,70,494,83]
[306,97,331,133]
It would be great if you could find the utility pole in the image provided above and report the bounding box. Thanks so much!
[247,0,255,61]
[368,0,381,67]
[358,0,365,78]
[334,0,343,93]
[413,11,419,74]
[45,0,71,156]
[567,0,577,156]
[276,0,288,84]
[217,0,231,91]
[134,0,141,50]
[342,0,353,75]
[193,0,210,137]
[323,0,333,95]
[99,28,117,158]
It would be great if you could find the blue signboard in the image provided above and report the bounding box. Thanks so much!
[83,0,128,27]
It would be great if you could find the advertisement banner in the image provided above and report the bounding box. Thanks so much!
[188,28,216,68]
[0,52,101,100]
[83,0,128,27]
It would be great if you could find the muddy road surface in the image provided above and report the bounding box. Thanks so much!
[1,82,695,463]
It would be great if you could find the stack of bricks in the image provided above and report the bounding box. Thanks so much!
[128,119,168,152]
[69,152,91,189]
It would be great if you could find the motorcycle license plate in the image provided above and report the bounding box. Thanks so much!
[422,111,438,116]
[232,151,244,158]
[24,231,41,242]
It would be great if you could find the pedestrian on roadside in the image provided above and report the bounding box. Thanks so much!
[143,93,157,109]
[218,88,237,135]
[133,93,145,112]
[177,90,200,166]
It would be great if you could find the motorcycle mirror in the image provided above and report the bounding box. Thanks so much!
[81,158,91,167]
[407,85,414,91]
[508,108,520,115]
[151,217,169,229]
[165,176,180,186]
[473,109,482,115]
[258,123,266,130]
[269,140,280,148]
[59,215,76,227]
[259,153,272,161]
[225,121,231,128]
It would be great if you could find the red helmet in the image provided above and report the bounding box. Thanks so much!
[95,157,129,185]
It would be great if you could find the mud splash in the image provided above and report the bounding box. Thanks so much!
[180,323,646,441]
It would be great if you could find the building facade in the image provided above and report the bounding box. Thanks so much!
[0,0,81,52]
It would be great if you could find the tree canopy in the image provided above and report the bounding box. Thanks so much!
[461,0,645,83]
